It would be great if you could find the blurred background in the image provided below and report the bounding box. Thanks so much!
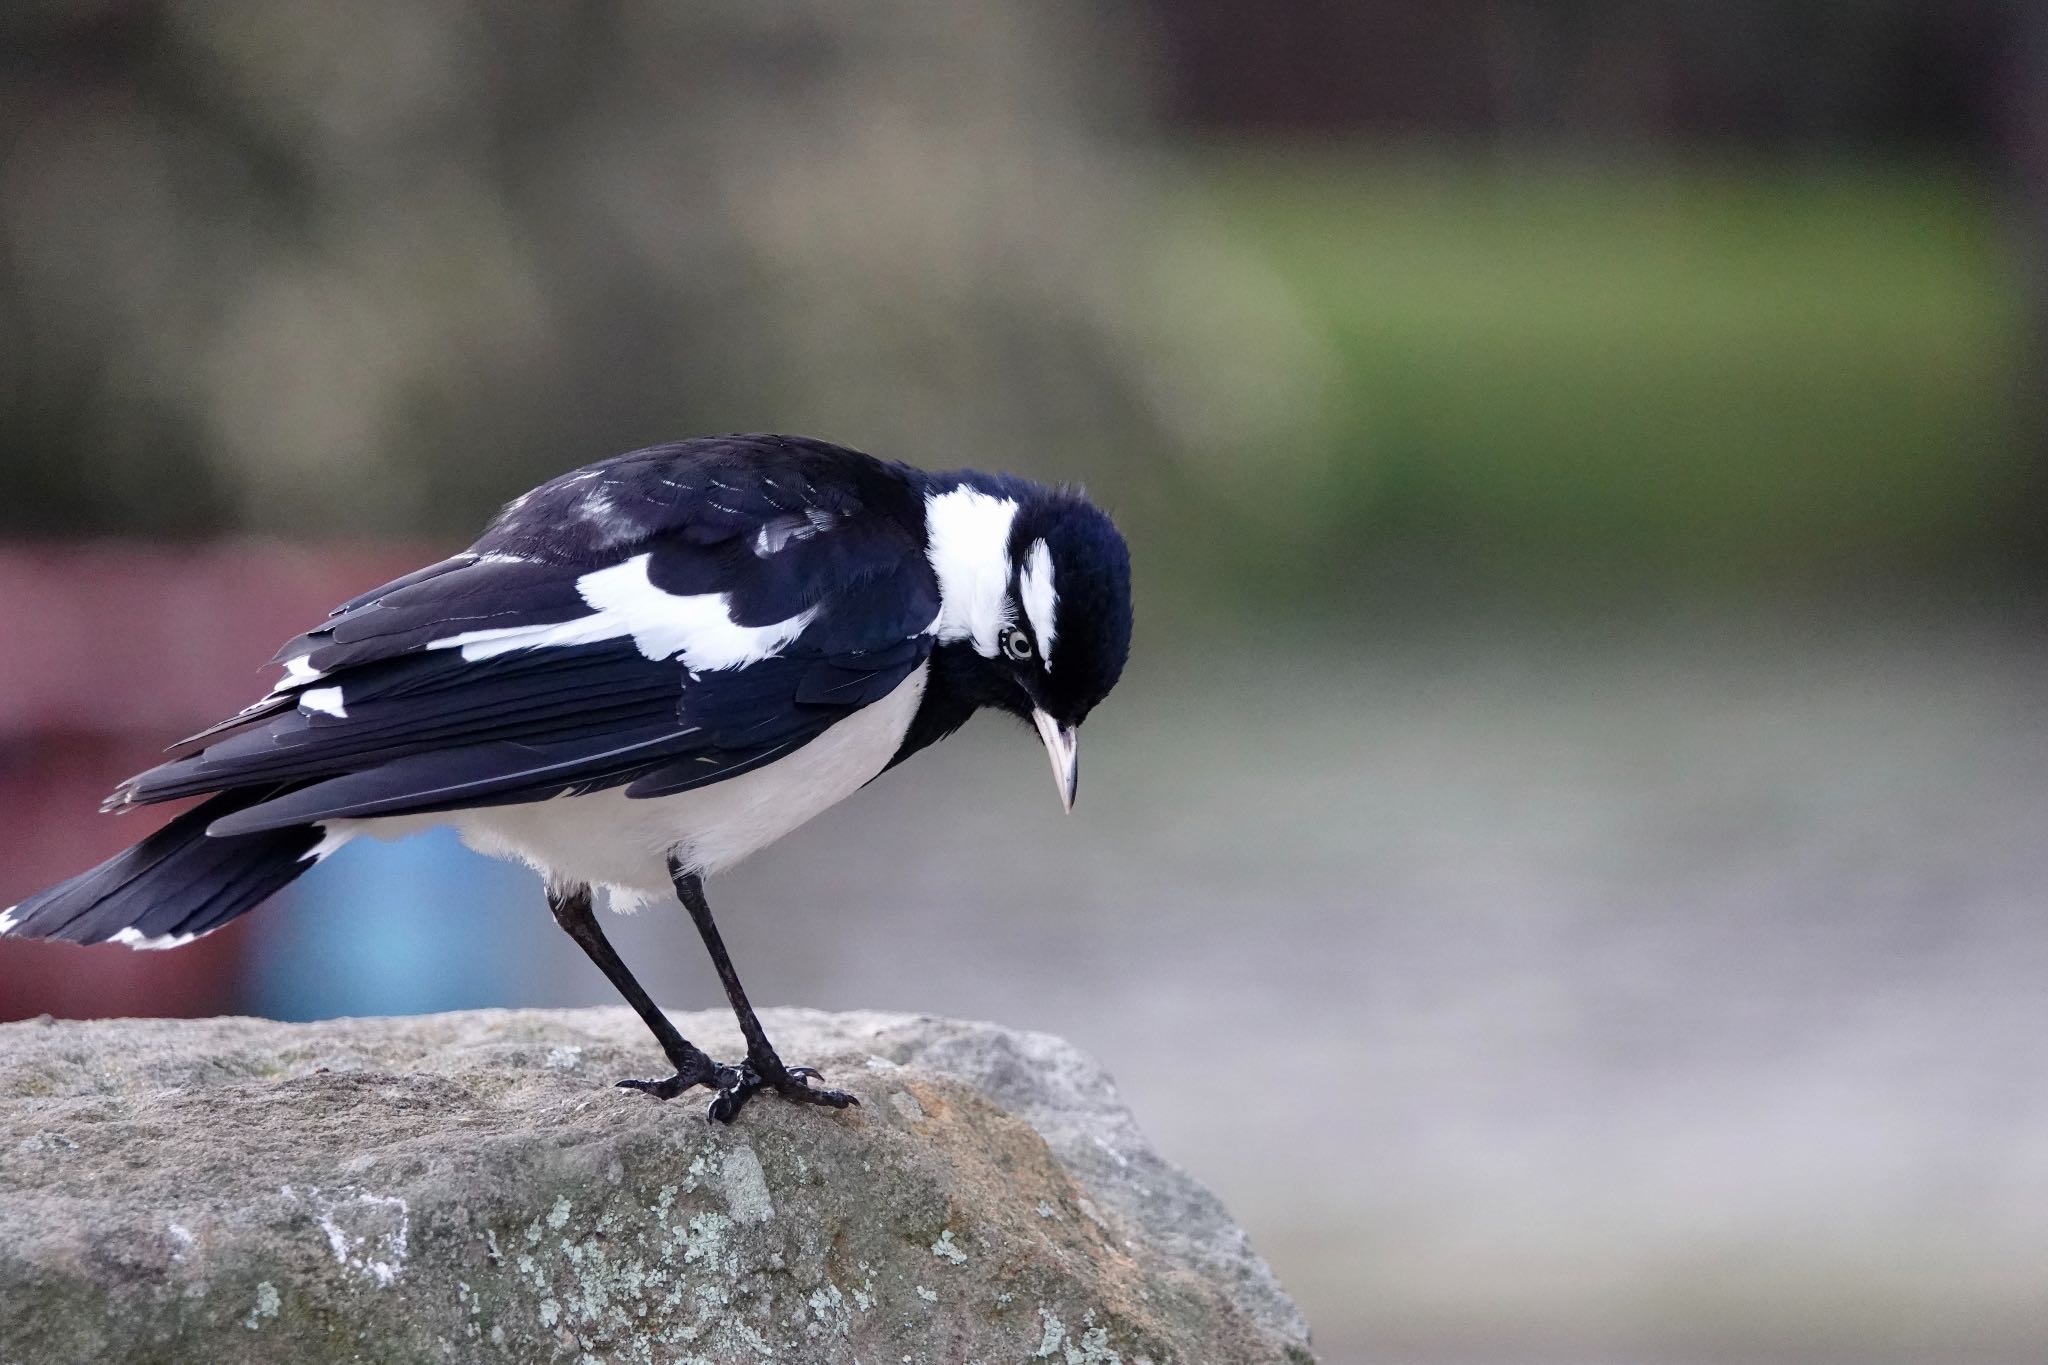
[3,3,2046,1361]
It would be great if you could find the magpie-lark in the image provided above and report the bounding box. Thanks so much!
[2,434,1133,1122]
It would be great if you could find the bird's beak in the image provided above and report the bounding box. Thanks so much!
[1032,709,1079,812]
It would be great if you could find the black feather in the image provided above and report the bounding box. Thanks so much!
[1,789,320,946]
[112,436,943,824]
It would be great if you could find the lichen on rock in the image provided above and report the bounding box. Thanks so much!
[0,1007,1314,1363]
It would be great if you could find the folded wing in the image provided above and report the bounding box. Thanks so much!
[115,438,939,832]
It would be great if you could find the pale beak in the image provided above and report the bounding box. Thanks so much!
[1031,709,1079,812]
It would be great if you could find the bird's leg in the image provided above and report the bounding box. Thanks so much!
[669,857,858,1123]
[546,883,732,1101]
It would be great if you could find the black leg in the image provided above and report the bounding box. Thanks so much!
[546,882,728,1101]
[670,856,858,1122]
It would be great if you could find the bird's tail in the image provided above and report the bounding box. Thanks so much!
[0,790,338,950]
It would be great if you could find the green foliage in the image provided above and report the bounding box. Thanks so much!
[1189,150,2031,593]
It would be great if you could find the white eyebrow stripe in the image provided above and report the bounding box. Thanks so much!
[1019,538,1057,668]
[923,486,1018,655]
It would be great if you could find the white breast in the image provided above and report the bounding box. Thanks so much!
[338,663,928,910]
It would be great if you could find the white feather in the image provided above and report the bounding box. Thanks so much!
[299,686,348,719]
[340,662,929,903]
[427,553,819,670]
[266,653,326,698]
[1018,537,1058,668]
[300,823,355,864]
[924,486,1017,655]
[111,927,198,951]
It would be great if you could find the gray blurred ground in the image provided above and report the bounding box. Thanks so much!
[454,607,2048,1365]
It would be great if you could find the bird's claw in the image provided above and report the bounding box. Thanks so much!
[766,1062,858,1111]
[615,1065,719,1102]
[615,1058,856,1123]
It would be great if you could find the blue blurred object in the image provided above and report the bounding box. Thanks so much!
[248,828,539,1020]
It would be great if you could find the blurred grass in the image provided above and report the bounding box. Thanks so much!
[1178,150,2033,599]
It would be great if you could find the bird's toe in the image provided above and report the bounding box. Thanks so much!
[615,1074,690,1101]
[765,1062,858,1108]
[614,1056,730,1103]
[705,1064,765,1124]
[790,1084,859,1109]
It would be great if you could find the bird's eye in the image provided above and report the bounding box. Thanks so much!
[1001,626,1034,661]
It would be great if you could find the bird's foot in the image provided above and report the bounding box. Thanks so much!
[613,1056,736,1104]
[755,1059,859,1112]
[615,1052,857,1124]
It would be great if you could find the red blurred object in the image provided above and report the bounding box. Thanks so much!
[0,540,429,1021]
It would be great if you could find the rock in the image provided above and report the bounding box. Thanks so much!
[0,1008,1314,1364]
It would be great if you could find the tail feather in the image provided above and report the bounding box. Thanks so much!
[0,790,329,949]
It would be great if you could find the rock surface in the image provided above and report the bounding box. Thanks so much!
[0,1008,1314,1364]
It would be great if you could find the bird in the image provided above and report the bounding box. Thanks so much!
[0,434,1132,1122]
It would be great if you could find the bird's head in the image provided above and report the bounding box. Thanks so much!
[923,479,1132,810]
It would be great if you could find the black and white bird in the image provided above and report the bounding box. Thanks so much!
[1,434,1132,1122]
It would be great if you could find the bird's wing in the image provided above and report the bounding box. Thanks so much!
[116,438,940,831]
